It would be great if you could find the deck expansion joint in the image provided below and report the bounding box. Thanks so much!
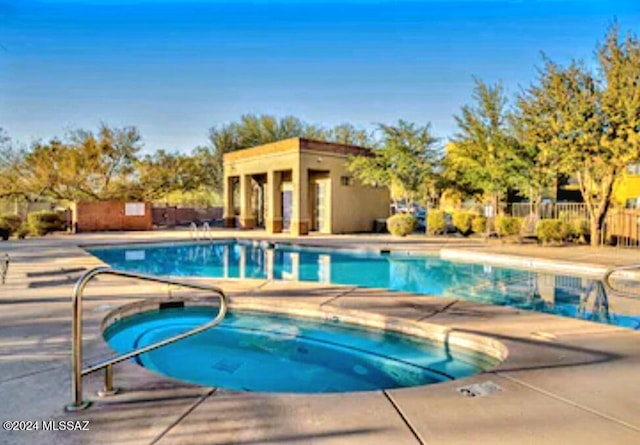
[252,280,271,290]
[148,387,218,445]
[319,286,359,307]
[231,280,271,296]
[498,373,640,433]
[417,299,459,321]
[0,363,68,386]
[383,390,427,445]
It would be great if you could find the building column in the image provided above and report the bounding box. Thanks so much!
[239,174,255,229]
[291,166,309,236]
[223,176,235,228]
[266,170,283,233]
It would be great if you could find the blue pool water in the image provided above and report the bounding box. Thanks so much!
[104,306,494,392]
[88,241,640,330]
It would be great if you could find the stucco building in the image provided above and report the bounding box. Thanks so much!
[223,138,390,235]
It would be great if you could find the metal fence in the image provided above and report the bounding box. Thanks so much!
[509,202,590,220]
[151,206,223,227]
[509,203,639,248]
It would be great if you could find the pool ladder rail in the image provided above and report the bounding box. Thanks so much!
[190,221,213,240]
[602,263,640,298]
[65,266,228,412]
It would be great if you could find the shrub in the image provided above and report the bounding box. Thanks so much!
[535,219,571,245]
[471,215,487,234]
[386,213,417,237]
[452,211,475,236]
[15,223,30,239]
[427,209,447,235]
[495,216,523,237]
[0,214,22,235]
[571,218,590,243]
[27,211,65,236]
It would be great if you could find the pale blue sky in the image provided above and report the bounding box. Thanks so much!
[1,0,638,152]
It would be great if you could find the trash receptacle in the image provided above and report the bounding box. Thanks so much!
[372,218,388,233]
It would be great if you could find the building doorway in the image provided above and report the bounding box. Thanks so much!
[313,180,328,232]
[282,190,292,231]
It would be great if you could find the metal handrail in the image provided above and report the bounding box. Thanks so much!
[602,264,640,297]
[202,222,212,240]
[189,221,199,239]
[65,266,228,411]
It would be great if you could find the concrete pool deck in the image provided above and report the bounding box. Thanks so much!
[0,230,639,445]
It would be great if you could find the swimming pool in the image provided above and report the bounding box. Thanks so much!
[88,240,640,330]
[103,305,497,392]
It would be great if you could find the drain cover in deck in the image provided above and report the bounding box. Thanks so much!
[457,381,503,397]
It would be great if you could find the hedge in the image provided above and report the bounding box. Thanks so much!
[0,214,22,236]
[451,211,475,236]
[535,219,571,244]
[386,213,417,237]
[570,218,590,242]
[471,214,487,234]
[27,211,65,236]
[427,210,447,235]
[495,216,523,237]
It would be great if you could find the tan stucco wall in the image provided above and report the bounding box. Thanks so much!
[300,150,390,233]
[224,138,390,234]
[223,140,300,177]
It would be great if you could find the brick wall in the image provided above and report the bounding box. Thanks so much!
[72,202,152,232]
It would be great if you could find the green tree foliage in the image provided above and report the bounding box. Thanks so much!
[15,125,142,201]
[327,123,374,147]
[510,109,558,207]
[2,117,373,204]
[0,128,30,200]
[205,115,322,191]
[446,79,525,212]
[205,114,372,192]
[130,150,202,201]
[347,120,441,206]
[517,26,640,245]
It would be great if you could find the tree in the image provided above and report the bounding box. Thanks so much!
[15,125,142,201]
[347,120,441,207]
[509,109,559,209]
[131,150,203,201]
[517,26,640,245]
[446,79,524,214]
[0,128,25,199]
[204,114,370,192]
[328,123,374,147]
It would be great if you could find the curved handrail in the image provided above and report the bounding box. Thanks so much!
[602,264,640,297]
[202,222,212,240]
[66,266,227,411]
[189,221,199,239]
